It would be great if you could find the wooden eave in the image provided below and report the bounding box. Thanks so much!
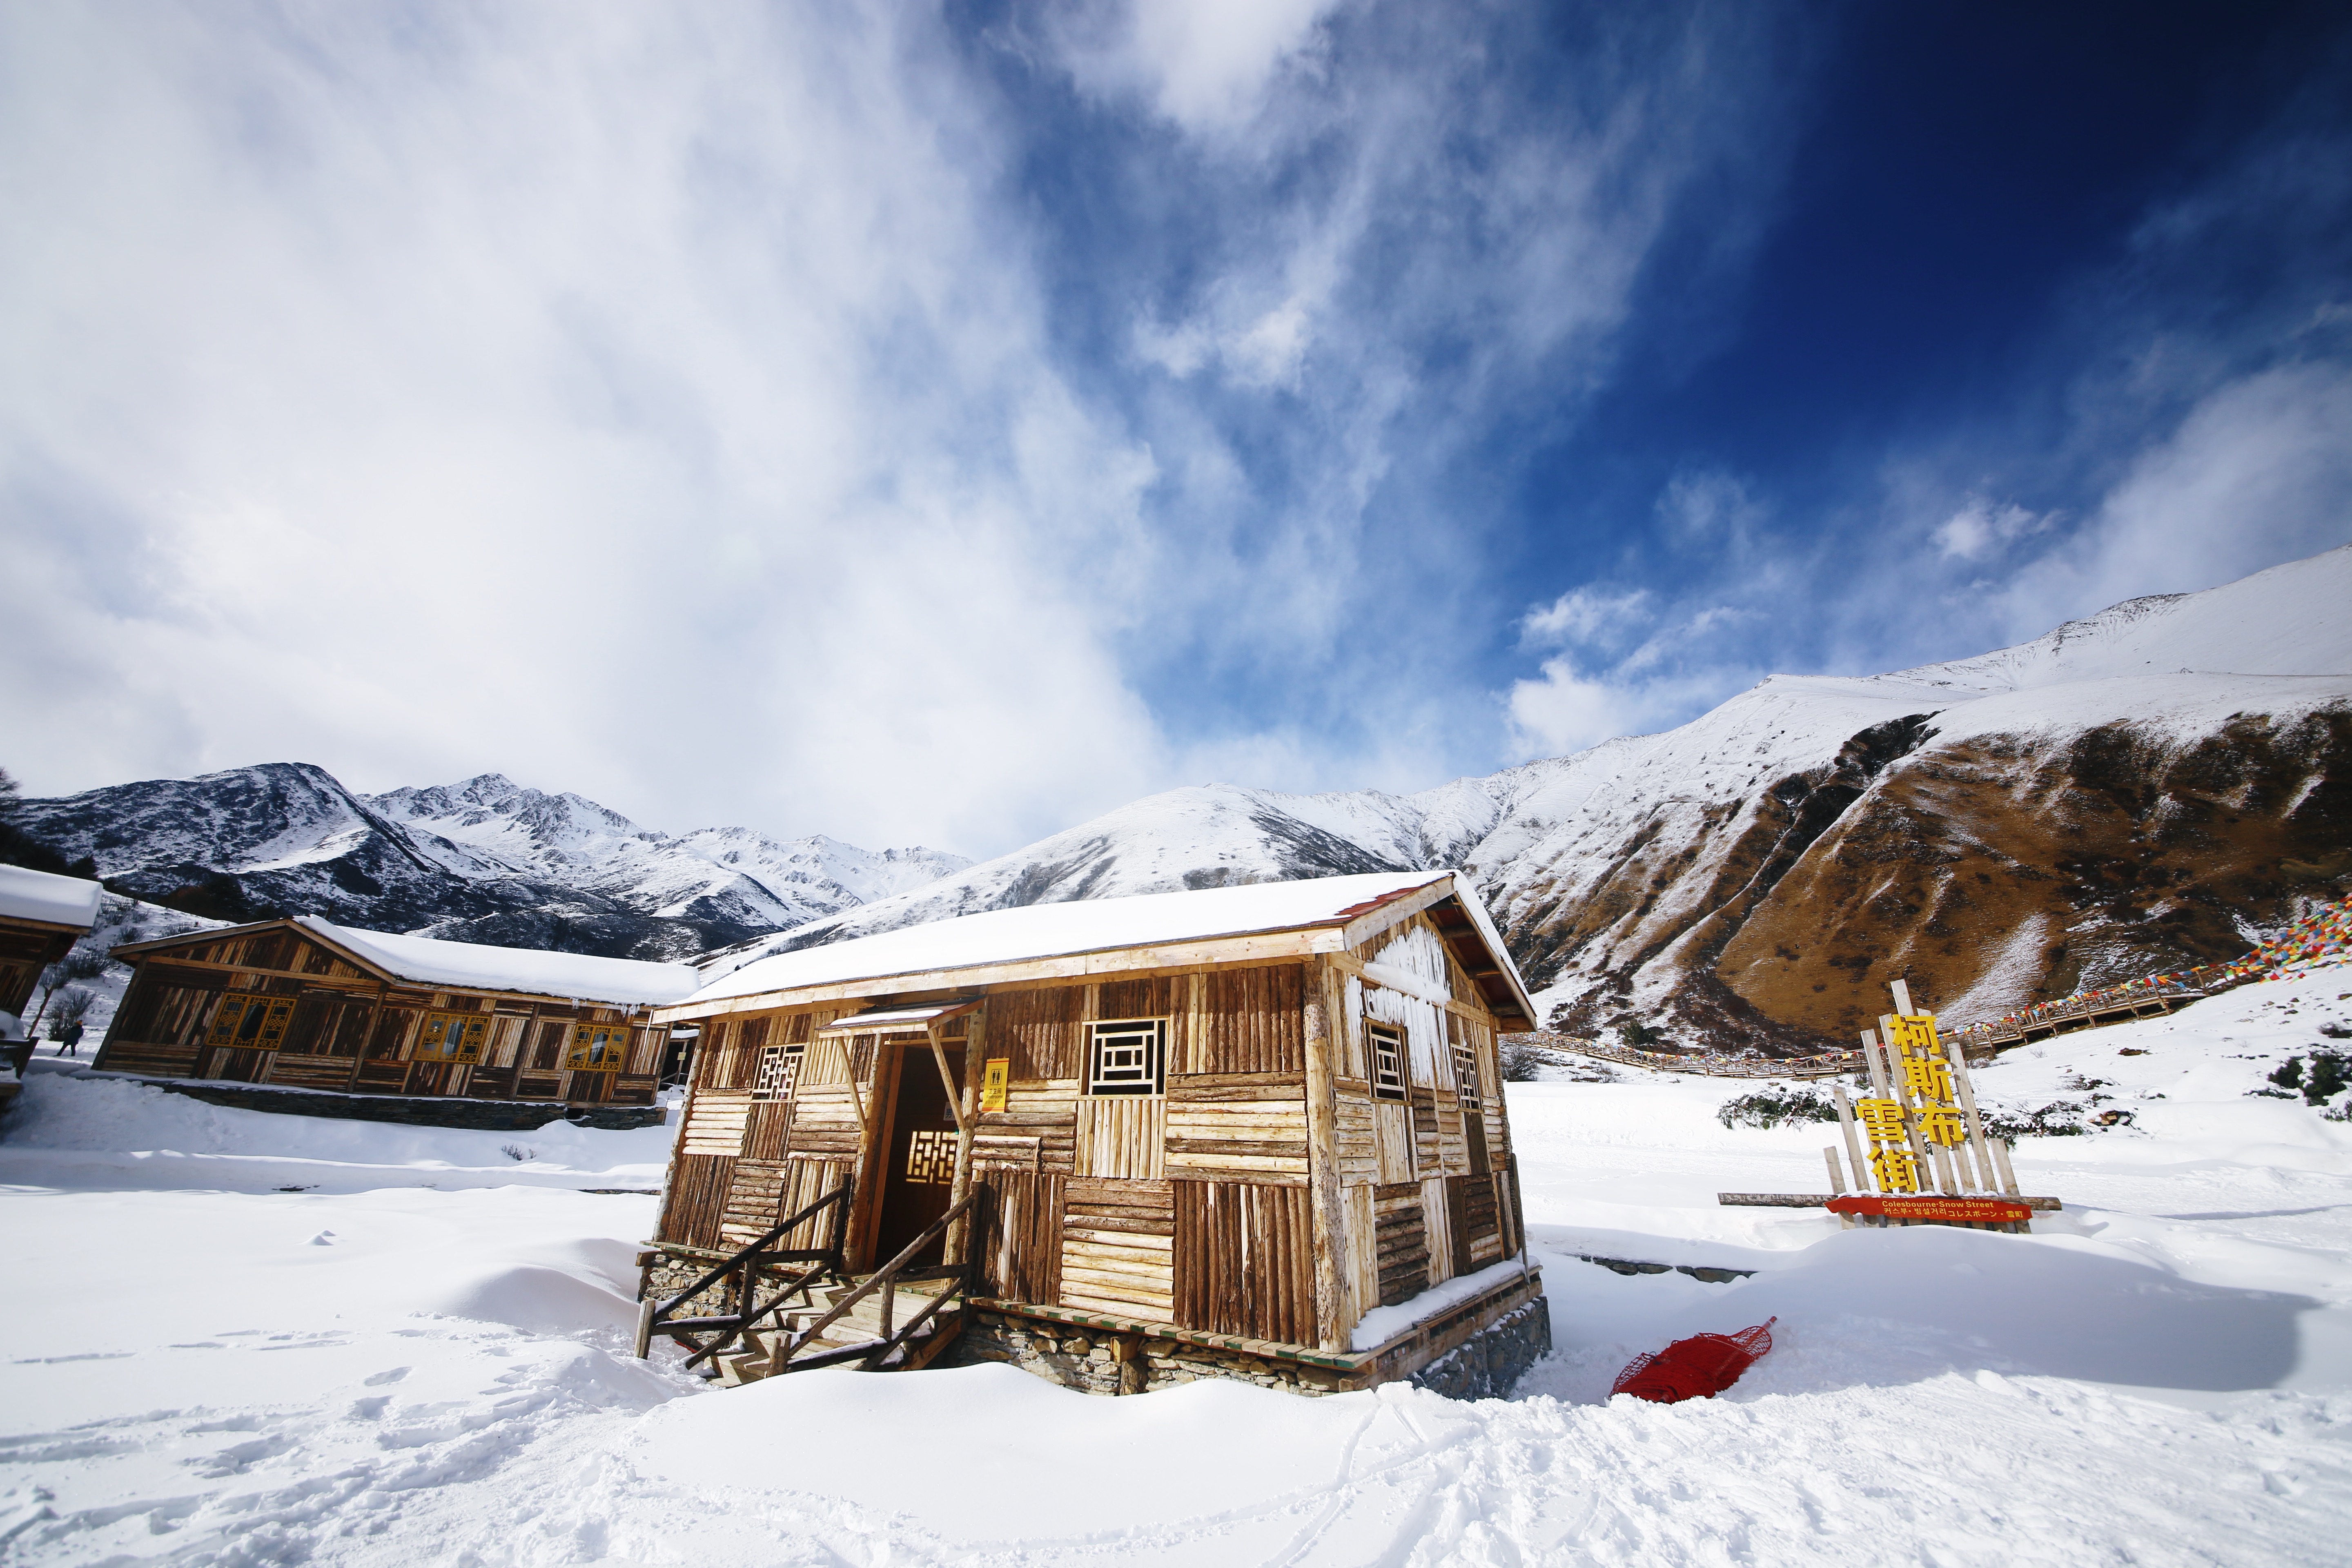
[656,871,1539,1030]
[0,911,96,940]
[109,917,666,1014]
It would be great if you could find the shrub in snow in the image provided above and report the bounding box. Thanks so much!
[1716,1087,1837,1130]
[1616,1021,1666,1051]
[2269,1051,2347,1105]
[501,1143,538,1163]
[1980,1103,2091,1138]
[1499,1040,1548,1081]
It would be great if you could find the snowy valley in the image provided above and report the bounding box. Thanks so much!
[13,546,2350,1055]
[5,962,2350,1563]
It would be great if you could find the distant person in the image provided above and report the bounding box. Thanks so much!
[58,1018,84,1058]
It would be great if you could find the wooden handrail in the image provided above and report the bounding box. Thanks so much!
[637,1181,854,1364]
[768,1189,984,1376]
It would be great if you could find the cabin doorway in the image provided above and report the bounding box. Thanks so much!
[871,1040,960,1269]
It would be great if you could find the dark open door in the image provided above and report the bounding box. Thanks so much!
[872,1040,960,1268]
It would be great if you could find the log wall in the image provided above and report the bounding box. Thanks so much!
[644,921,1532,1362]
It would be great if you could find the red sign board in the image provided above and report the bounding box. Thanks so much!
[1828,1195,2032,1225]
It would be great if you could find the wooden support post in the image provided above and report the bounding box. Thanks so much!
[1880,1013,1940,1191]
[945,1010,985,1266]
[1823,1145,1848,1194]
[927,1025,969,1134]
[1941,1028,1998,1192]
[1833,1082,1871,1193]
[1302,964,1351,1353]
[344,981,386,1094]
[1990,1136,2022,1198]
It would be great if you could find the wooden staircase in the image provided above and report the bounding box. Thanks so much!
[641,1185,982,1386]
[715,1272,968,1386]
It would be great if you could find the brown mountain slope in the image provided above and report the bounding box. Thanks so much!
[1708,700,2352,1044]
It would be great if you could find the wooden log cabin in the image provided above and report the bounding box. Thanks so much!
[0,863,103,1024]
[642,870,1553,1398]
[94,917,699,1114]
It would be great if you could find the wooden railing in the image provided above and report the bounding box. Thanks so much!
[1511,1033,1864,1080]
[767,1189,985,1376]
[635,1181,854,1371]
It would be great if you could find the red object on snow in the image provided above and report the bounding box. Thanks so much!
[1610,1317,1777,1404]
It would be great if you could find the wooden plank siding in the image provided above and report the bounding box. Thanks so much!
[975,1167,1066,1305]
[990,986,1085,1080]
[1164,1078,1309,1184]
[1074,1097,1166,1179]
[681,1090,753,1157]
[1372,1182,1429,1307]
[1173,1180,1317,1346]
[1199,964,1304,1075]
[659,1153,737,1250]
[1060,1176,1175,1320]
[718,1159,792,1249]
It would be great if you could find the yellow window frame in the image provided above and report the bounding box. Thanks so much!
[566,1023,631,1073]
[414,1010,490,1062]
[207,991,294,1052]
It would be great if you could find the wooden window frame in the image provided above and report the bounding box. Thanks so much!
[752,1040,804,1101]
[413,1009,490,1063]
[1085,1017,1167,1097]
[1453,1038,1482,1111]
[207,991,294,1053]
[565,1022,630,1072]
[1368,1020,1408,1102]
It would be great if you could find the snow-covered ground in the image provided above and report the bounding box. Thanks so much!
[6,971,2352,1565]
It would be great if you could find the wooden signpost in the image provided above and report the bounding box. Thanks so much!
[1723,980,2046,1233]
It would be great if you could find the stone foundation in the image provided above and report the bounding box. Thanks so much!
[941,1310,1352,1396]
[1406,1298,1551,1400]
[85,1072,665,1130]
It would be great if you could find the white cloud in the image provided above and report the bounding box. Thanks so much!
[0,2,1792,855]
[1505,593,1756,758]
[1505,657,1750,759]
[1519,586,1652,649]
[1932,496,2053,561]
[1986,361,2352,641]
[0,2,1170,855]
[1043,0,1347,136]
[1656,468,1766,550]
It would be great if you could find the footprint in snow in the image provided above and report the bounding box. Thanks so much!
[307,1231,336,1246]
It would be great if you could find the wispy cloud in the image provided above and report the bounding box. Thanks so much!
[0,0,1785,852]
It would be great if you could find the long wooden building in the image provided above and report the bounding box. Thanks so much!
[95,917,699,1110]
[1,863,103,1024]
[641,870,1552,1398]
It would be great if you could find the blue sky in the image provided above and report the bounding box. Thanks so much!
[3,2,2348,857]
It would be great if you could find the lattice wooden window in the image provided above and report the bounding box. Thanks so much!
[904,1128,955,1185]
[1453,1038,1482,1111]
[752,1041,804,1101]
[1369,1021,1408,1102]
[206,991,294,1053]
[1086,1018,1166,1096]
[414,1010,490,1062]
[565,1022,629,1071]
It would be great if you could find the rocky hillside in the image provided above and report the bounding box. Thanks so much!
[10,766,967,962]
[724,546,2352,1054]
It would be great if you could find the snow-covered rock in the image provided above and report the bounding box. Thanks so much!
[15,766,971,963]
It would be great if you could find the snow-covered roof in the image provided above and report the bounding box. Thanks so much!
[0,864,103,930]
[680,870,1528,1013]
[295,917,702,1007]
[813,1000,981,1035]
